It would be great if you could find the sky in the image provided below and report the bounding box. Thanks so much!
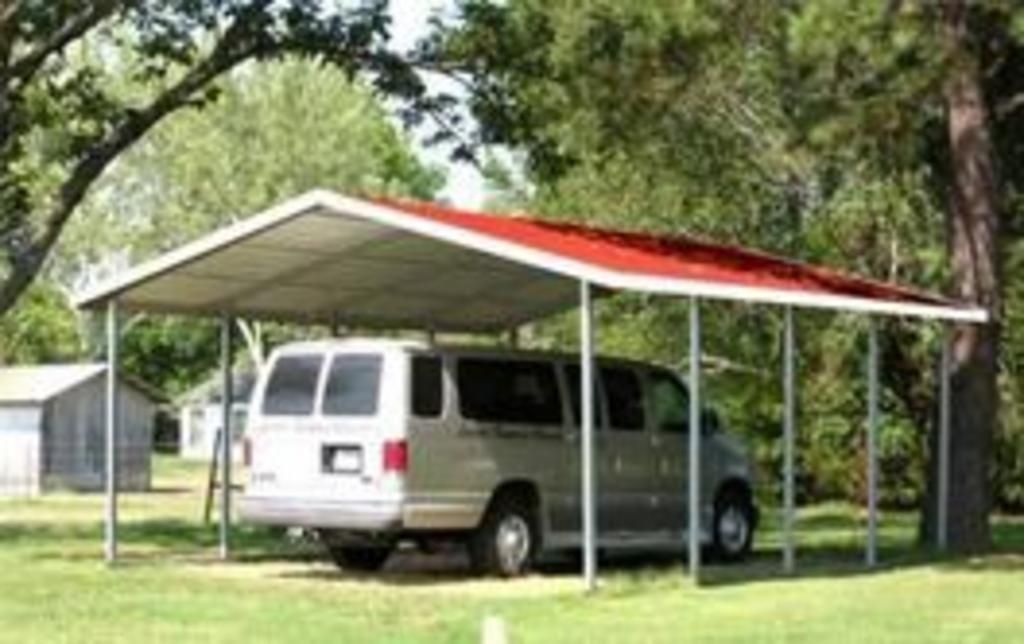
[387,0,487,208]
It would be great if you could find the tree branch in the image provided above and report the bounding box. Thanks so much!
[0,33,260,312]
[0,3,398,313]
[995,91,1024,121]
[0,2,21,67]
[3,1,123,86]
[236,318,265,367]
[422,105,482,169]
[0,1,22,36]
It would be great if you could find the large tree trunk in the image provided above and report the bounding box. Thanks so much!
[922,0,1001,552]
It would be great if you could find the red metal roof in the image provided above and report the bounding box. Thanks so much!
[374,197,948,308]
[74,190,984,325]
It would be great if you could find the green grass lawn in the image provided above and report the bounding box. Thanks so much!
[1,456,1022,643]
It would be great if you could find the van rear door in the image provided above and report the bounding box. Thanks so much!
[248,350,399,502]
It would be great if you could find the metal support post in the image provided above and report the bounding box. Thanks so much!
[866,319,880,568]
[580,281,597,592]
[105,300,120,565]
[688,298,702,579]
[937,326,952,551]
[219,315,234,560]
[783,306,797,574]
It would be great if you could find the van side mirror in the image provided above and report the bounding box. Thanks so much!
[701,408,721,435]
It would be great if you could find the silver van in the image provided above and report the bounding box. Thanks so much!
[239,338,758,576]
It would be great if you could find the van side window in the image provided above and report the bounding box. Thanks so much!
[650,371,689,433]
[262,354,323,415]
[601,367,645,431]
[563,364,604,428]
[458,358,562,425]
[322,354,382,416]
[411,356,443,418]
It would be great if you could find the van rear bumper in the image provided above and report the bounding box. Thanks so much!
[239,495,402,531]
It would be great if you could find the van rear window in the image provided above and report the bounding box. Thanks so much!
[262,354,323,415]
[322,354,382,416]
[457,358,562,425]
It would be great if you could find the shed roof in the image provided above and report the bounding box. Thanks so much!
[74,190,986,328]
[0,364,163,405]
[176,370,256,406]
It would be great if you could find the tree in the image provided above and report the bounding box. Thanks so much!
[0,1,435,318]
[0,279,81,364]
[424,0,1024,550]
[51,58,443,394]
[782,0,1021,553]
[55,58,442,288]
[935,0,1004,550]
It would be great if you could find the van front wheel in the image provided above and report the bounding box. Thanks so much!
[327,545,392,572]
[711,487,754,562]
[469,495,538,577]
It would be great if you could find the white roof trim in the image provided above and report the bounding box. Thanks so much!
[74,189,988,324]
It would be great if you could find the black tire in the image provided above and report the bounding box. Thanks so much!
[326,545,392,572]
[711,487,755,562]
[469,493,538,577]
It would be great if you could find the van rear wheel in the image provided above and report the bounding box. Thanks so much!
[327,545,392,572]
[469,494,538,577]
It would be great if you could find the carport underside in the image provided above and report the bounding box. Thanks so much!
[76,189,987,590]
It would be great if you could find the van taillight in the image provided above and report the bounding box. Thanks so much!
[382,440,408,474]
[242,437,252,467]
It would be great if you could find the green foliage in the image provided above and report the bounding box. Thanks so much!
[996,237,1024,510]
[116,317,220,399]
[55,58,442,394]
[0,280,81,364]
[56,58,443,286]
[438,1,1024,511]
[0,0,436,315]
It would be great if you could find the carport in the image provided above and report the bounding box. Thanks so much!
[75,189,986,590]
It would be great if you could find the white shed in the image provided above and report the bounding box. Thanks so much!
[177,371,254,461]
[0,364,160,497]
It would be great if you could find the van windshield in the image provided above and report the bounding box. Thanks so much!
[322,353,382,416]
[262,354,323,415]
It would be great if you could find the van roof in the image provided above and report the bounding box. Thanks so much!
[273,337,430,353]
[270,337,680,373]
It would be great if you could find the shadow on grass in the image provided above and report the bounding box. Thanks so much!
[699,513,1024,588]
[277,551,481,587]
[696,547,928,588]
[0,518,320,565]
[941,553,1024,574]
[0,521,101,543]
[5,501,1023,589]
[144,486,194,495]
[267,543,920,590]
